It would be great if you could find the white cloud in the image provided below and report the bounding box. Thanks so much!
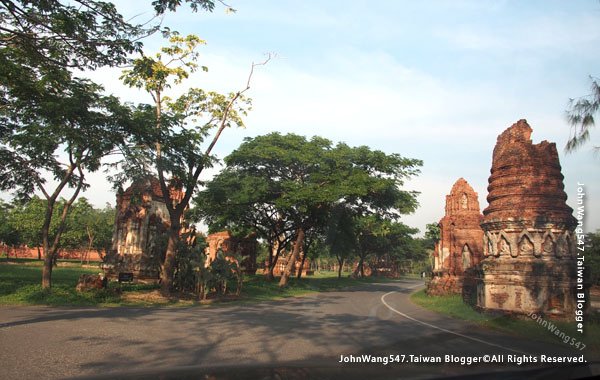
[4,1,599,237]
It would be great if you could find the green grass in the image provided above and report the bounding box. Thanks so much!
[0,261,397,307]
[0,260,122,306]
[411,289,600,354]
[239,272,393,302]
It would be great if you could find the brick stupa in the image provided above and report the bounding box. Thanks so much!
[477,119,577,316]
[103,177,184,282]
[427,178,484,295]
[205,231,258,274]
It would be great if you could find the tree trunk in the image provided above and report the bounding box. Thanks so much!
[37,247,41,261]
[352,264,359,278]
[85,227,94,265]
[42,255,54,289]
[160,223,180,293]
[265,241,274,281]
[267,263,275,281]
[296,251,307,279]
[359,255,365,278]
[279,228,304,287]
[39,162,83,290]
[41,198,55,289]
[110,206,119,255]
[268,244,283,281]
[337,257,344,278]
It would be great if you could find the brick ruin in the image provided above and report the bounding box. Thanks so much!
[427,178,484,295]
[102,177,184,282]
[353,254,402,278]
[268,235,313,277]
[476,119,577,316]
[205,230,258,274]
[271,250,313,277]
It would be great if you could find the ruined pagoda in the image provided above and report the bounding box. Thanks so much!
[428,178,484,295]
[103,177,184,282]
[477,119,577,316]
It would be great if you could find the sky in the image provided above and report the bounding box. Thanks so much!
[3,0,600,235]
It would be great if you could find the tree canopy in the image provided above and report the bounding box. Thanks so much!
[195,132,422,283]
[0,0,230,289]
[115,30,267,292]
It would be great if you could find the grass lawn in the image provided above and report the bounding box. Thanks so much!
[0,259,395,307]
[411,289,600,355]
[0,259,123,306]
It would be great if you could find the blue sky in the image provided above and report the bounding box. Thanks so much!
[4,0,600,235]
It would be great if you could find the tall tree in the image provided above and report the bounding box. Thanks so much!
[353,215,390,278]
[193,169,296,280]
[0,1,152,289]
[0,65,132,288]
[195,133,422,286]
[0,0,232,288]
[119,33,268,292]
[324,205,357,279]
[61,198,115,261]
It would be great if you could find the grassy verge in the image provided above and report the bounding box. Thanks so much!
[0,260,122,306]
[411,289,600,354]
[240,272,393,303]
[0,260,395,307]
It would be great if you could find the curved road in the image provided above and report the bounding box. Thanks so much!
[0,280,592,379]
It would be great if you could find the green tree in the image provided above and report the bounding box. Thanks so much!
[566,76,600,153]
[0,0,147,69]
[0,0,233,288]
[324,205,357,278]
[388,224,427,274]
[424,222,441,249]
[194,166,296,280]
[196,133,422,286]
[353,215,387,278]
[90,204,116,259]
[152,0,235,14]
[350,215,419,277]
[6,197,65,259]
[0,201,20,251]
[0,69,132,288]
[61,198,115,262]
[0,1,150,289]
[61,197,95,250]
[119,33,268,292]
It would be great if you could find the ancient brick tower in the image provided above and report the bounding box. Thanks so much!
[477,119,577,316]
[103,177,184,282]
[205,231,258,275]
[427,178,484,295]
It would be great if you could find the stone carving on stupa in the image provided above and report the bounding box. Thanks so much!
[427,178,484,295]
[477,119,577,316]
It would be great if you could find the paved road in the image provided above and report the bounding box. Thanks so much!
[0,280,594,379]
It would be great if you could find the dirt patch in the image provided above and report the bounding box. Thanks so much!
[120,290,240,305]
[121,290,190,304]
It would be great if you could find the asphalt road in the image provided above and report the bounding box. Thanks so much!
[0,280,595,379]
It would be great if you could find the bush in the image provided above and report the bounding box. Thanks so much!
[172,241,242,299]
